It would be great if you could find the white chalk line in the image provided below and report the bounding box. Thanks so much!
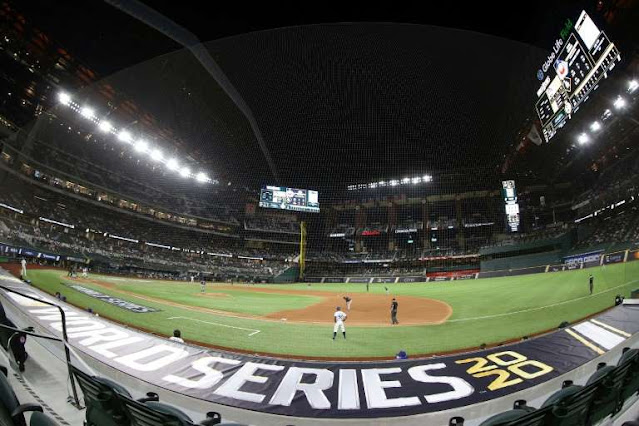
[167,316,261,336]
[447,279,639,323]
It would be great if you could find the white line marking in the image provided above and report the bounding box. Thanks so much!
[572,322,626,350]
[447,279,639,323]
[167,316,261,336]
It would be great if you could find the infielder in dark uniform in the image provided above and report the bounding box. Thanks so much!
[391,298,399,325]
[589,274,594,295]
[343,296,352,311]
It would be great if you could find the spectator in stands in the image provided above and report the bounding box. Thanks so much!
[396,350,408,360]
[169,329,184,343]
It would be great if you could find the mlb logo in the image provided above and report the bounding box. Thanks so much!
[554,59,569,79]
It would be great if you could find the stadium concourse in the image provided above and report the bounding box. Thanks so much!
[1,0,639,425]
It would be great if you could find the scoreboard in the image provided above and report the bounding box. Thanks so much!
[535,11,621,142]
[259,186,320,213]
[502,180,520,232]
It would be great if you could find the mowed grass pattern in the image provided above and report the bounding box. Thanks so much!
[25,262,639,359]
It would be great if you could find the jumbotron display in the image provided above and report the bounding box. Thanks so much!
[535,10,621,142]
[259,186,320,213]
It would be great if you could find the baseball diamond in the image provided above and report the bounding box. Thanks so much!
[6,261,638,359]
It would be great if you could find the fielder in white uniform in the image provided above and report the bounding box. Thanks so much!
[333,306,347,340]
[20,258,27,278]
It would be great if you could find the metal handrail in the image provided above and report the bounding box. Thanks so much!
[0,284,81,407]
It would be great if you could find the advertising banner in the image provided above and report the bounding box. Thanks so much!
[371,277,395,283]
[603,252,625,265]
[397,276,425,283]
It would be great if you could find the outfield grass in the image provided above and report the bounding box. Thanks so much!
[24,262,639,359]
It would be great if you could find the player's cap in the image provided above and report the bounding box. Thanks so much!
[336,306,341,310]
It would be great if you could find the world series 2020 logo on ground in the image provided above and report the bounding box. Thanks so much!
[456,350,554,392]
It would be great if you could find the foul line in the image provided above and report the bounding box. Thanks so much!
[565,328,606,355]
[447,279,639,323]
[167,316,261,336]
[590,319,632,338]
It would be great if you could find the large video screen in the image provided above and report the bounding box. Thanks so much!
[535,11,621,142]
[259,186,320,213]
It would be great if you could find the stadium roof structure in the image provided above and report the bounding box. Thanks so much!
[19,1,638,203]
[42,23,546,195]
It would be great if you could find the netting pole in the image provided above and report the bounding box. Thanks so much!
[299,221,307,280]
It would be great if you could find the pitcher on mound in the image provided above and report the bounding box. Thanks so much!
[333,306,347,340]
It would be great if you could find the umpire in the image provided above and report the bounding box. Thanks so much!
[391,298,399,325]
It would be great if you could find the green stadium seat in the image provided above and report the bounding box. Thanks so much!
[618,348,639,408]
[69,365,130,426]
[119,395,221,426]
[541,382,599,426]
[0,364,46,426]
[478,400,550,426]
[585,363,627,424]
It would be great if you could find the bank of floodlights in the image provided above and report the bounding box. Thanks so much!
[347,174,433,191]
[57,91,214,184]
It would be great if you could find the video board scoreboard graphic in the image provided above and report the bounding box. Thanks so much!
[535,11,621,142]
[259,186,320,213]
[502,180,520,232]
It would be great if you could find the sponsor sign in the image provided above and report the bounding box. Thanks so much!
[324,277,346,283]
[453,274,476,280]
[603,252,625,265]
[2,282,636,419]
[397,276,424,283]
[348,277,371,284]
[67,284,159,313]
[628,250,639,262]
[371,277,395,283]
[304,277,323,283]
[430,276,451,282]
[478,266,547,279]
[564,250,603,265]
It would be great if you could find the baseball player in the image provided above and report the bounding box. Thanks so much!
[343,295,352,311]
[20,258,27,278]
[333,306,347,340]
[384,286,390,295]
[589,274,594,295]
[200,278,206,293]
[391,298,399,325]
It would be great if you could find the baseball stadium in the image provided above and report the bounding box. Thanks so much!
[0,1,638,425]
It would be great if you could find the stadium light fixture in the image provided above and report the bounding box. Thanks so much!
[179,167,190,178]
[117,130,132,143]
[58,92,71,106]
[578,133,589,145]
[98,120,112,133]
[423,175,432,182]
[389,180,399,186]
[614,96,626,109]
[167,158,179,171]
[411,177,421,184]
[629,80,638,93]
[150,148,163,162]
[134,140,149,153]
[196,172,208,182]
[80,106,95,120]
[401,177,411,184]
[590,121,601,132]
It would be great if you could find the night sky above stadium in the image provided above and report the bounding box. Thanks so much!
[14,0,619,196]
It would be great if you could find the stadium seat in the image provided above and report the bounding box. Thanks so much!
[29,412,59,426]
[478,400,550,426]
[585,362,627,424]
[618,348,639,408]
[69,365,130,426]
[541,381,599,426]
[0,364,45,426]
[119,396,221,426]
